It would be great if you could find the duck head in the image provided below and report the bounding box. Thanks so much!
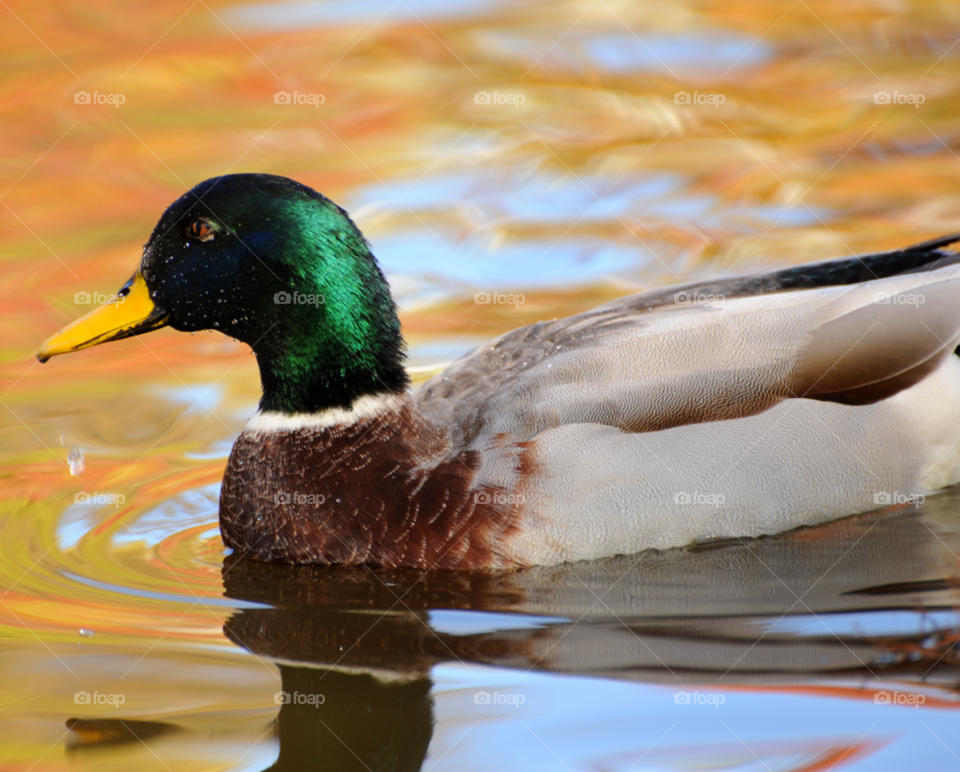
[36,173,409,413]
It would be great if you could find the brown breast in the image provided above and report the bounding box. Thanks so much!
[218,400,525,568]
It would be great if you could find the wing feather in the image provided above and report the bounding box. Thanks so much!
[415,236,960,447]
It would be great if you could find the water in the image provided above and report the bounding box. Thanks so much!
[2,0,960,768]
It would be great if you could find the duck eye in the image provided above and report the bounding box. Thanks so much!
[189,218,216,242]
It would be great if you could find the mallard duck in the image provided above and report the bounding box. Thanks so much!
[37,174,960,569]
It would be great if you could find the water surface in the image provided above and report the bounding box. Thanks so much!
[2,0,960,768]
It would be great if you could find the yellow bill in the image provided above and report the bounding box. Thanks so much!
[36,271,170,363]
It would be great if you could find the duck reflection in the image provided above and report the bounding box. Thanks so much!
[266,666,432,772]
[221,492,960,770]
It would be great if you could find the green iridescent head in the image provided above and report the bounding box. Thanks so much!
[38,174,409,414]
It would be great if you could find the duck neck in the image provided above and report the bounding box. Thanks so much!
[252,301,410,415]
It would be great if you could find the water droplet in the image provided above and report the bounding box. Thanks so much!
[68,447,85,476]
[231,319,238,324]
[79,628,94,638]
